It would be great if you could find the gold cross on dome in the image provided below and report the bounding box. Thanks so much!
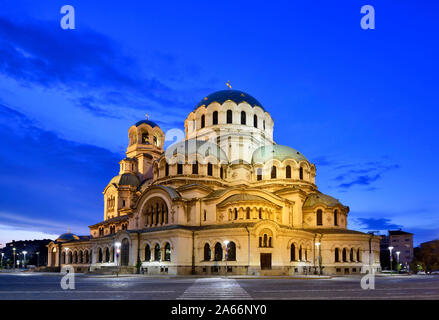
[226,81,232,89]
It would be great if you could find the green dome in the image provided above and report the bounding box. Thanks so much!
[303,193,342,208]
[252,145,307,164]
[109,173,141,187]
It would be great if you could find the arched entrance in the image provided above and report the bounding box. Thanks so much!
[121,238,130,266]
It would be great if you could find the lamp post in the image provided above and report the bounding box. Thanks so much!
[388,246,394,274]
[396,251,400,272]
[12,248,16,272]
[1,253,4,269]
[115,241,121,277]
[315,242,321,275]
[22,251,27,269]
[223,240,229,275]
[36,252,40,267]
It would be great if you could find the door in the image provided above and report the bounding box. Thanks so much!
[121,238,130,266]
[260,253,272,270]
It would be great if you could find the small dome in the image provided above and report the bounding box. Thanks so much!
[57,233,80,242]
[165,139,228,162]
[252,145,308,164]
[134,119,159,128]
[109,173,141,187]
[194,90,265,111]
[303,193,342,208]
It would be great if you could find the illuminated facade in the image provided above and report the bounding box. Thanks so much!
[48,89,381,275]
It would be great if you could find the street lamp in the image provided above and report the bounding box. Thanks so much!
[396,251,400,272]
[36,252,40,268]
[1,252,4,269]
[388,246,394,274]
[315,242,321,275]
[115,241,121,277]
[12,248,16,272]
[22,251,27,269]
[223,240,229,275]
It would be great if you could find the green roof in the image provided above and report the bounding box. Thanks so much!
[303,193,342,208]
[109,173,141,187]
[252,144,307,164]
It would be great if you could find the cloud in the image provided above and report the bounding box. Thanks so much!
[0,102,121,240]
[354,217,403,231]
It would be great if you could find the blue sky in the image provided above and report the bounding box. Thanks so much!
[0,0,438,246]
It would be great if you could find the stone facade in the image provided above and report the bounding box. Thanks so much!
[47,89,381,275]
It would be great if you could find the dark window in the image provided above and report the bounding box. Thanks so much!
[226,242,236,261]
[144,245,151,261]
[165,163,169,176]
[286,165,291,178]
[342,248,347,262]
[246,207,250,219]
[356,249,360,262]
[227,110,233,124]
[241,111,246,125]
[192,162,198,174]
[164,243,171,261]
[263,120,266,130]
[299,167,304,180]
[335,248,340,262]
[204,243,211,261]
[259,237,262,247]
[142,133,149,144]
[259,208,262,219]
[212,111,218,125]
[207,163,213,176]
[257,168,262,181]
[201,115,205,128]
[299,246,303,261]
[154,244,161,261]
[316,209,323,226]
[105,248,110,263]
[350,248,354,262]
[122,200,126,207]
[253,115,258,128]
[334,210,338,226]
[98,248,103,263]
[271,166,277,179]
[234,208,238,220]
[214,242,223,261]
[220,166,224,179]
[291,244,296,261]
[177,163,183,174]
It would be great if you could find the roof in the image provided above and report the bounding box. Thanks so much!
[165,138,228,162]
[252,144,308,164]
[194,90,265,111]
[305,228,371,236]
[217,194,270,207]
[303,192,342,208]
[109,173,141,187]
[389,230,413,236]
[57,233,80,241]
[89,215,129,228]
[134,119,159,128]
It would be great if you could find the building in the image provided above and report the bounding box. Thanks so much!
[47,89,381,275]
[380,229,413,268]
[2,239,52,268]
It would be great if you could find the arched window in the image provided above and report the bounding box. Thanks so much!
[177,163,183,174]
[68,251,72,264]
[214,242,223,261]
[253,115,258,128]
[304,248,308,261]
[263,120,266,130]
[299,167,304,180]
[144,245,151,261]
[357,249,361,262]
[263,234,268,247]
[62,252,66,264]
[291,244,296,261]
[227,242,236,261]
[335,248,340,262]
[165,163,169,176]
[204,243,211,261]
[241,111,246,125]
[220,166,224,179]
[334,210,338,226]
[105,248,110,262]
[85,250,89,263]
[342,248,347,262]
[316,209,323,226]
[259,208,262,219]
[142,132,149,144]
[192,162,198,174]
[350,248,354,262]
[201,114,205,128]
[299,246,303,261]
[154,244,161,261]
[212,111,218,125]
[246,207,250,219]
[207,163,213,176]
[98,248,103,263]
[234,208,238,220]
[164,243,171,261]
[286,165,291,178]
[227,110,233,124]
[257,168,262,181]
[271,166,277,179]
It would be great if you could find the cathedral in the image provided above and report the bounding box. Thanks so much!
[47,89,381,275]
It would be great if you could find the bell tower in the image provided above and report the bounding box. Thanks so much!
[126,118,165,180]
